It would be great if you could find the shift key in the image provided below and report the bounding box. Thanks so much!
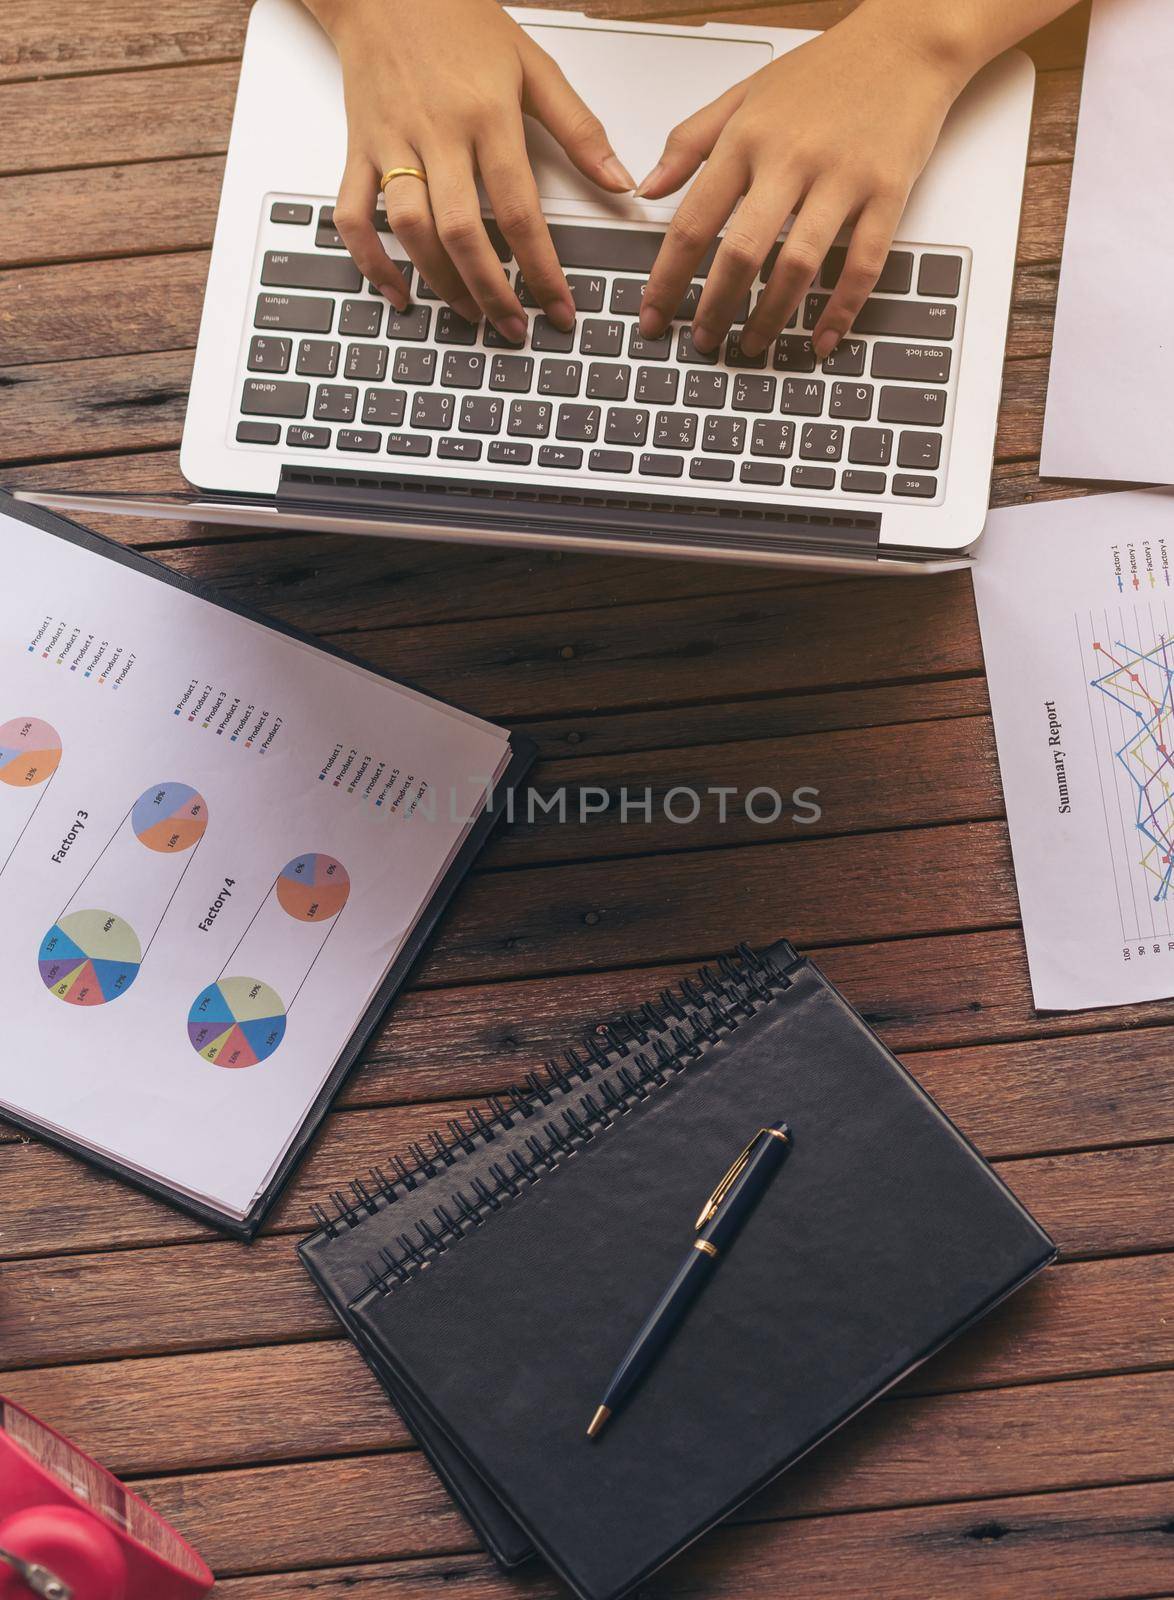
[807,294,956,340]
[241,379,309,418]
[261,250,362,292]
[255,294,334,333]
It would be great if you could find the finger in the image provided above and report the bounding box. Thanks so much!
[812,192,906,358]
[740,181,852,358]
[640,154,746,340]
[692,184,793,355]
[380,161,480,325]
[477,125,575,331]
[424,147,528,339]
[634,82,748,201]
[519,39,634,193]
[334,156,411,312]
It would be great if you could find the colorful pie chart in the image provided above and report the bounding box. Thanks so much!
[38,910,142,1006]
[276,853,350,922]
[132,781,209,853]
[187,976,287,1068]
[0,717,62,788]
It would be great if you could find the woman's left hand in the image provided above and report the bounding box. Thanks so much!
[637,12,967,360]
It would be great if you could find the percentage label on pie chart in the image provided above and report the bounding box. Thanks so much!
[188,976,287,1068]
[276,854,350,922]
[0,717,62,788]
[132,782,209,853]
[39,909,142,1006]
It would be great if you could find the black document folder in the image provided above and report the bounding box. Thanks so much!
[302,942,1055,1593]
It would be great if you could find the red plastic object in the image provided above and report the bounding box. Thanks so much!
[0,1397,212,1600]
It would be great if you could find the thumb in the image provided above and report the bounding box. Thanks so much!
[520,42,635,193]
[635,82,748,199]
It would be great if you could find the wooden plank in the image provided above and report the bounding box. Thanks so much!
[127,1371,1173,1576]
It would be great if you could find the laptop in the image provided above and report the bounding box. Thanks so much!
[22,0,1035,574]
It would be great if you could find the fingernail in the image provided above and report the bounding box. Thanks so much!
[602,155,636,192]
[454,297,480,324]
[380,283,408,311]
[501,315,528,344]
[814,328,840,359]
[639,308,664,339]
[551,299,576,334]
[692,324,718,354]
[739,334,764,359]
[634,162,666,199]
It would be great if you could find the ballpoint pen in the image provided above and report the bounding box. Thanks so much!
[586,1121,792,1438]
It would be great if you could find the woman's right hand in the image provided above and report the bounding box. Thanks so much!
[310,0,633,340]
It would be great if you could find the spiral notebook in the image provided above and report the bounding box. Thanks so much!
[301,942,1055,1595]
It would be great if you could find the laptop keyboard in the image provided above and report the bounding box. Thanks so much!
[234,195,969,508]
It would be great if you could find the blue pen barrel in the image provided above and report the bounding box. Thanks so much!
[699,1123,791,1253]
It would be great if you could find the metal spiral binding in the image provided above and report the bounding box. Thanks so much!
[350,943,799,1295]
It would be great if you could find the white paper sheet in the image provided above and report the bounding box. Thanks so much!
[1039,0,1174,484]
[973,490,1174,1009]
[0,510,510,1216]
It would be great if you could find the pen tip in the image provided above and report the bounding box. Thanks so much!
[587,1406,611,1439]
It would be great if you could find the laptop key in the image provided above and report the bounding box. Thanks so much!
[820,247,913,295]
[676,328,718,366]
[436,307,480,345]
[724,332,766,369]
[362,388,407,426]
[547,224,687,274]
[533,316,575,353]
[653,412,697,451]
[732,375,776,412]
[338,428,381,452]
[894,473,938,497]
[394,347,437,385]
[806,293,956,341]
[821,339,866,376]
[439,437,484,461]
[610,279,646,315]
[271,202,313,225]
[556,404,600,442]
[774,336,816,373]
[586,362,630,400]
[917,254,963,297]
[870,343,952,384]
[508,400,552,438]
[387,306,432,341]
[780,378,825,416]
[841,469,887,494]
[286,424,331,448]
[628,328,671,362]
[604,408,649,447]
[538,360,582,397]
[490,355,534,392]
[345,343,388,382]
[800,423,844,460]
[702,415,747,454]
[489,441,533,464]
[829,382,873,420]
[568,274,606,312]
[412,391,456,429]
[897,430,943,470]
[255,294,333,333]
[241,378,309,417]
[296,339,340,377]
[635,367,678,405]
[878,386,947,426]
[460,395,504,433]
[387,433,432,456]
[539,445,583,469]
[236,420,281,444]
[248,335,291,373]
[442,351,486,389]
[261,251,362,293]
[790,465,836,489]
[581,321,624,358]
[683,371,728,408]
[848,426,893,465]
[589,449,634,473]
[691,459,735,482]
[314,384,358,422]
[316,224,345,250]
[751,420,795,458]
[740,461,785,486]
[639,453,685,477]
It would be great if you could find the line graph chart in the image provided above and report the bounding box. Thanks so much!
[1080,602,1174,941]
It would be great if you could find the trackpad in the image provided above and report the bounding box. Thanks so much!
[522,24,772,206]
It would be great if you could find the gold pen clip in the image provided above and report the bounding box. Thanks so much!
[694,1127,789,1230]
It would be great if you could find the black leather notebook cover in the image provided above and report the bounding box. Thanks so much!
[340,942,1055,1600]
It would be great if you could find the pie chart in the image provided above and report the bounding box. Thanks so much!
[38,909,142,1006]
[187,976,287,1068]
[132,782,209,853]
[276,853,350,922]
[0,717,62,788]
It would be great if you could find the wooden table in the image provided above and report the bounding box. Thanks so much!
[2,3,1172,1595]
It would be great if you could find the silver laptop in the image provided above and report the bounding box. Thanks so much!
[24,0,1035,574]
